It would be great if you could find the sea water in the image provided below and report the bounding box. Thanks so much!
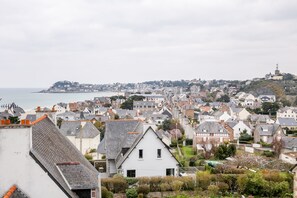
[0,88,117,111]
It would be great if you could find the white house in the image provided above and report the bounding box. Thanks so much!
[0,116,99,198]
[230,107,251,121]
[231,121,252,140]
[277,107,297,120]
[213,111,231,122]
[116,127,179,177]
[53,104,67,114]
[97,120,179,177]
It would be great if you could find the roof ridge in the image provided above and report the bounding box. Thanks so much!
[31,115,48,125]
[3,185,17,198]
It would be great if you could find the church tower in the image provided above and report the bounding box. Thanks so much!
[275,64,280,75]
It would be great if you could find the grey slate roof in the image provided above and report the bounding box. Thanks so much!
[11,188,29,198]
[57,111,76,117]
[97,138,106,154]
[254,124,280,136]
[25,114,36,122]
[277,118,297,126]
[60,121,100,138]
[196,121,228,134]
[56,163,98,190]
[250,114,271,123]
[282,137,297,150]
[31,117,98,197]
[97,120,143,159]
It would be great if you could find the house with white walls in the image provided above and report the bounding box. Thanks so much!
[60,120,100,157]
[97,120,179,177]
[277,107,297,120]
[116,127,179,177]
[230,107,251,121]
[228,120,252,140]
[0,116,99,198]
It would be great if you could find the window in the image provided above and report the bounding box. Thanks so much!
[157,149,162,158]
[166,168,175,176]
[91,189,96,198]
[127,170,136,177]
[139,149,143,159]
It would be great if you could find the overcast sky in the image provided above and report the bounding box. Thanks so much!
[0,0,297,88]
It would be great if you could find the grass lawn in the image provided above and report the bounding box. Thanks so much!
[181,146,195,158]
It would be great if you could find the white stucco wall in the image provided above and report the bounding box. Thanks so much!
[121,129,179,177]
[67,135,100,157]
[0,127,67,198]
[233,121,252,139]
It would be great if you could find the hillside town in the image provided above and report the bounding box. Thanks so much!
[1,67,297,198]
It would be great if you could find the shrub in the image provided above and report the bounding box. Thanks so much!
[138,177,150,185]
[160,183,171,192]
[208,185,219,196]
[172,180,184,191]
[102,176,128,193]
[196,171,212,190]
[126,177,139,186]
[262,150,275,157]
[185,138,193,145]
[137,193,144,198]
[149,177,162,191]
[101,186,113,198]
[126,188,138,198]
[217,182,229,194]
[84,154,93,161]
[189,157,197,167]
[137,185,150,195]
[179,177,195,191]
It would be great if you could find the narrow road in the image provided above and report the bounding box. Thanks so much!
[173,107,195,139]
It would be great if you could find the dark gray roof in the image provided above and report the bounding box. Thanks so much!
[98,120,143,159]
[254,124,280,136]
[226,121,238,128]
[196,121,228,134]
[60,121,100,138]
[31,117,98,197]
[277,118,297,126]
[250,114,271,123]
[282,137,297,150]
[0,111,13,119]
[11,188,29,198]
[230,107,243,113]
[97,138,106,154]
[56,163,98,190]
[57,111,76,117]
[25,114,36,122]
[114,109,137,118]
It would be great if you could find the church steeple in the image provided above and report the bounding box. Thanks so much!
[275,64,280,75]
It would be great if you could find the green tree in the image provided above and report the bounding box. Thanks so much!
[9,116,20,124]
[262,102,280,115]
[217,94,230,102]
[125,188,138,198]
[214,144,236,160]
[94,121,105,140]
[120,95,145,110]
[239,129,253,143]
[57,117,63,129]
